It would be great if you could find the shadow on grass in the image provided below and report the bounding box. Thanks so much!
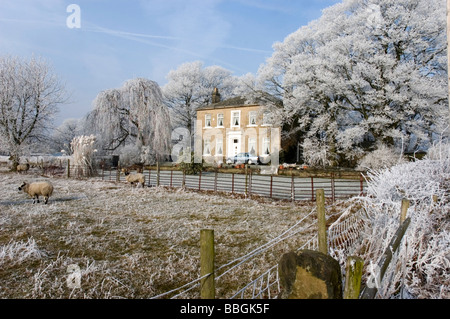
[0,195,87,206]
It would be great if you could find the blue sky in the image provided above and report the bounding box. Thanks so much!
[0,0,341,125]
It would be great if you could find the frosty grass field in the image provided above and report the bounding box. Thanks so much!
[0,171,318,298]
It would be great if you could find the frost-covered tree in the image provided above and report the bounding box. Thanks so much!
[257,0,448,167]
[50,118,82,155]
[88,78,171,164]
[162,61,237,134]
[0,56,67,168]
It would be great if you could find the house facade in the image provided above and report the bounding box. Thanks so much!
[196,89,280,165]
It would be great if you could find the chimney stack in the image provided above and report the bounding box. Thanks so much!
[212,87,221,104]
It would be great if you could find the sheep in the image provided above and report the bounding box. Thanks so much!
[123,169,146,188]
[18,181,54,204]
[16,163,30,173]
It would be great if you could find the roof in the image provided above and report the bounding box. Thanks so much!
[197,96,260,111]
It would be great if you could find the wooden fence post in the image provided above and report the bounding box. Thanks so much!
[270,175,273,198]
[248,168,252,196]
[331,173,335,202]
[344,256,364,299]
[432,195,438,204]
[360,217,411,299]
[291,174,295,202]
[231,173,234,194]
[214,170,218,193]
[316,189,328,255]
[430,195,438,215]
[67,159,70,178]
[200,229,215,299]
[245,164,248,196]
[360,174,364,195]
[156,161,160,187]
[400,199,410,223]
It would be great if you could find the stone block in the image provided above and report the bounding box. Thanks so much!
[278,249,342,299]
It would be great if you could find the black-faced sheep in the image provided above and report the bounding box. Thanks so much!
[123,170,145,188]
[18,181,54,204]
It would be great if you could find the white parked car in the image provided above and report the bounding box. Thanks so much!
[226,152,260,165]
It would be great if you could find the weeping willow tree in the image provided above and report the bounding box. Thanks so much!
[88,78,171,165]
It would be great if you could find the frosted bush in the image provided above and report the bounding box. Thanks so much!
[426,139,450,163]
[357,144,407,171]
[302,138,333,168]
[118,144,141,167]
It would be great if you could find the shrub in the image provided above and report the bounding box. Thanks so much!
[356,144,406,171]
[348,141,450,298]
[177,152,203,175]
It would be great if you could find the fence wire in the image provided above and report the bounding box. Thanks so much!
[328,209,368,255]
[150,201,369,300]
[150,208,319,299]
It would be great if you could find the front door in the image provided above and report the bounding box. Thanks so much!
[233,138,240,156]
[227,133,241,159]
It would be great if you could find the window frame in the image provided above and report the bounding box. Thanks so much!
[248,137,257,155]
[249,111,257,126]
[203,138,211,155]
[205,114,212,128]
[231,110,241,128]
[262,112,272,126]
[217,113,224,127]
[262,137,270,155]
[216,139,223,156]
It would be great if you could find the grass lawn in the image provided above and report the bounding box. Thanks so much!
[0,172,317,298]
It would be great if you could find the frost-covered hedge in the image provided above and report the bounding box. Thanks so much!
[352,141,450,298]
